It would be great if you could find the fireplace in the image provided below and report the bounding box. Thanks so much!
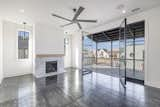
[35,55,64,78]
[46,61,57,73]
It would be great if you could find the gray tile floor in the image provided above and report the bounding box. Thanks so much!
[0,69,160,107]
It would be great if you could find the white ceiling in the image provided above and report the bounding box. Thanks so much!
[0,0,160,32]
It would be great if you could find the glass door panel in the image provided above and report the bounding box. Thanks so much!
[126,39,134,79]
[119,19,127,87]
[82,35,96,74]
[134,37,145,80]
[112,41,119,68]
[119,39,126,87]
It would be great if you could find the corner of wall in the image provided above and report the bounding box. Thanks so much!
[32,24,36,76]
[0,19,3,84]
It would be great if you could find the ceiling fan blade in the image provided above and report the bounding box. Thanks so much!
[60,22,74,27]
[73,6,85,21]
[51,13,72,22]
[77,19,97,23]
[77,23,82,29]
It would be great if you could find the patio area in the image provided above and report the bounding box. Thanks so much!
[83,64,144,81]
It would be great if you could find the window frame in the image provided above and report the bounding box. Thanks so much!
[16,29,31,61]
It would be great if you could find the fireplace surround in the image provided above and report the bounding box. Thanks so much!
[35,54,64,78]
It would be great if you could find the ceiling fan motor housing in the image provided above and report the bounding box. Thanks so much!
[73,8,77,12]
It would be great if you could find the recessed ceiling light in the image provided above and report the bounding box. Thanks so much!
[19,9,25,13]
[122,10,126,14]
[117,4,125,10]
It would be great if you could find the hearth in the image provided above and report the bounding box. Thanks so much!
[46,61,57,73]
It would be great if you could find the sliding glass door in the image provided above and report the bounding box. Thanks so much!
[120,20,145,85]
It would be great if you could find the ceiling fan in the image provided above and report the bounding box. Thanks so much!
[51,6,97,29]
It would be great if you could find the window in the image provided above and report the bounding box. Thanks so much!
[18,31,29,59]
[130,53,134,57]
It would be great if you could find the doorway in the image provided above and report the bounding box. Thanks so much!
[82,20,145,84]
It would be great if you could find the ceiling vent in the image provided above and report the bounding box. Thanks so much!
[131,8,141,13]
[116,4,125,10]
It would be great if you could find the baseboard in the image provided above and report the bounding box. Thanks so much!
[145,81,160,89]
[4,72,33,78]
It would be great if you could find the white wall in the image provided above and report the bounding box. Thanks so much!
[71,6,160,88]
[0,19,3,83]
[145,9,160,88]
[2,21,65,78]
[3,21,33,78]
[71,32,82,69]
[35,23,64,55]
[64,35,72,68]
